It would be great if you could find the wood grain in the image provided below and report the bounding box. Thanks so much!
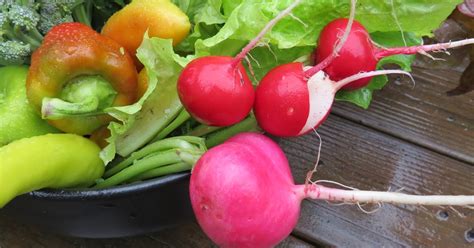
[0,217,316,248]
[332,66,474,164]
[279,115,474,247]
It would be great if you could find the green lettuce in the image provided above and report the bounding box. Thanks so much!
[197,0,459,51]
[101,36,191,164]
[172,0,226,54]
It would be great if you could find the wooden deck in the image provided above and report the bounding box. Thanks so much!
[1,55,473,247]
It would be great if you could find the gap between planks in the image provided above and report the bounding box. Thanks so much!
[330,109,473,166]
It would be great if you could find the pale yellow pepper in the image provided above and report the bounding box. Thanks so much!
[101,0,191,67]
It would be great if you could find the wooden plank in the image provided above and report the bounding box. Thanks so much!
[0,217,315,248]
[332,66,474,164]
[278,115,474,247]
[151,222,316,247]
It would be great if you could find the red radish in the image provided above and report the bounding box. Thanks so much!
[312,18,474,90]
[253,0,362,137]
[254,65,411,137]
[177,56,254,126]
[190,132,474,248]
[177,0,303,126]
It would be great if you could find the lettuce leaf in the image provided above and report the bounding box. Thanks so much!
[172,0,226,54]
[101,36,191,163]
[197,0,460,51]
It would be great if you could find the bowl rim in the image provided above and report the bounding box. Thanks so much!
[26,172,191,200]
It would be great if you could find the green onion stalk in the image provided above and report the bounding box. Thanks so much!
[96,115,260,188]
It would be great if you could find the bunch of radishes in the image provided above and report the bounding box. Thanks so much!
[177,0,474,247]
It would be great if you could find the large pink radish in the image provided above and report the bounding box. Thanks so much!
[190,133,298,248]
[190,132,474,248]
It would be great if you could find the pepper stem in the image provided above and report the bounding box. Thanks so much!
[42,97,101,119]
[41,75,117,120]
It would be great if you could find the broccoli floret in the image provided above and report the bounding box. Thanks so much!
[7,3,43,49]
[0,0,94,66]
[37,1,92,34]
[0,0,43,65]
[9,4,40,31]
[37,1,74,34]
[0,13,14,41]
[0,40,31,65]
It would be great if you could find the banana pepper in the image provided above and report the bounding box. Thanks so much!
[0,134,104,208]
[26,22,138,135]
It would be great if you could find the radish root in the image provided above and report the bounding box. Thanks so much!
[301,129,474,211]
[449,206,467,218]
[301,184,474,206]
[244,56,257,80]
[334,69,414,90]
[304,130,323,191]
[289,13,308,28]
[314,180,382,214]
[418,50,447,61]
[247,52,261,68]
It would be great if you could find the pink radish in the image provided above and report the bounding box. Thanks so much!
[177,0,303,126]
[312,18,474,90]
[190,132,474,248]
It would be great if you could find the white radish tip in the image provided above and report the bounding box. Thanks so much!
[299,69,336,135]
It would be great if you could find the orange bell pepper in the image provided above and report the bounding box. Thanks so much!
[27,22,138,135]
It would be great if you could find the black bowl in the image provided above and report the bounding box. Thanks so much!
[0,172,194,238]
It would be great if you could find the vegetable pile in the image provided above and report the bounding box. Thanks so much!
[1,0,473,246]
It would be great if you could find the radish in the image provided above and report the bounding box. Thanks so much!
[312,18,474,90]
[190,132,474,248]
[254,65,411,137]
[177,0,303,127]
[253,0,365,137]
